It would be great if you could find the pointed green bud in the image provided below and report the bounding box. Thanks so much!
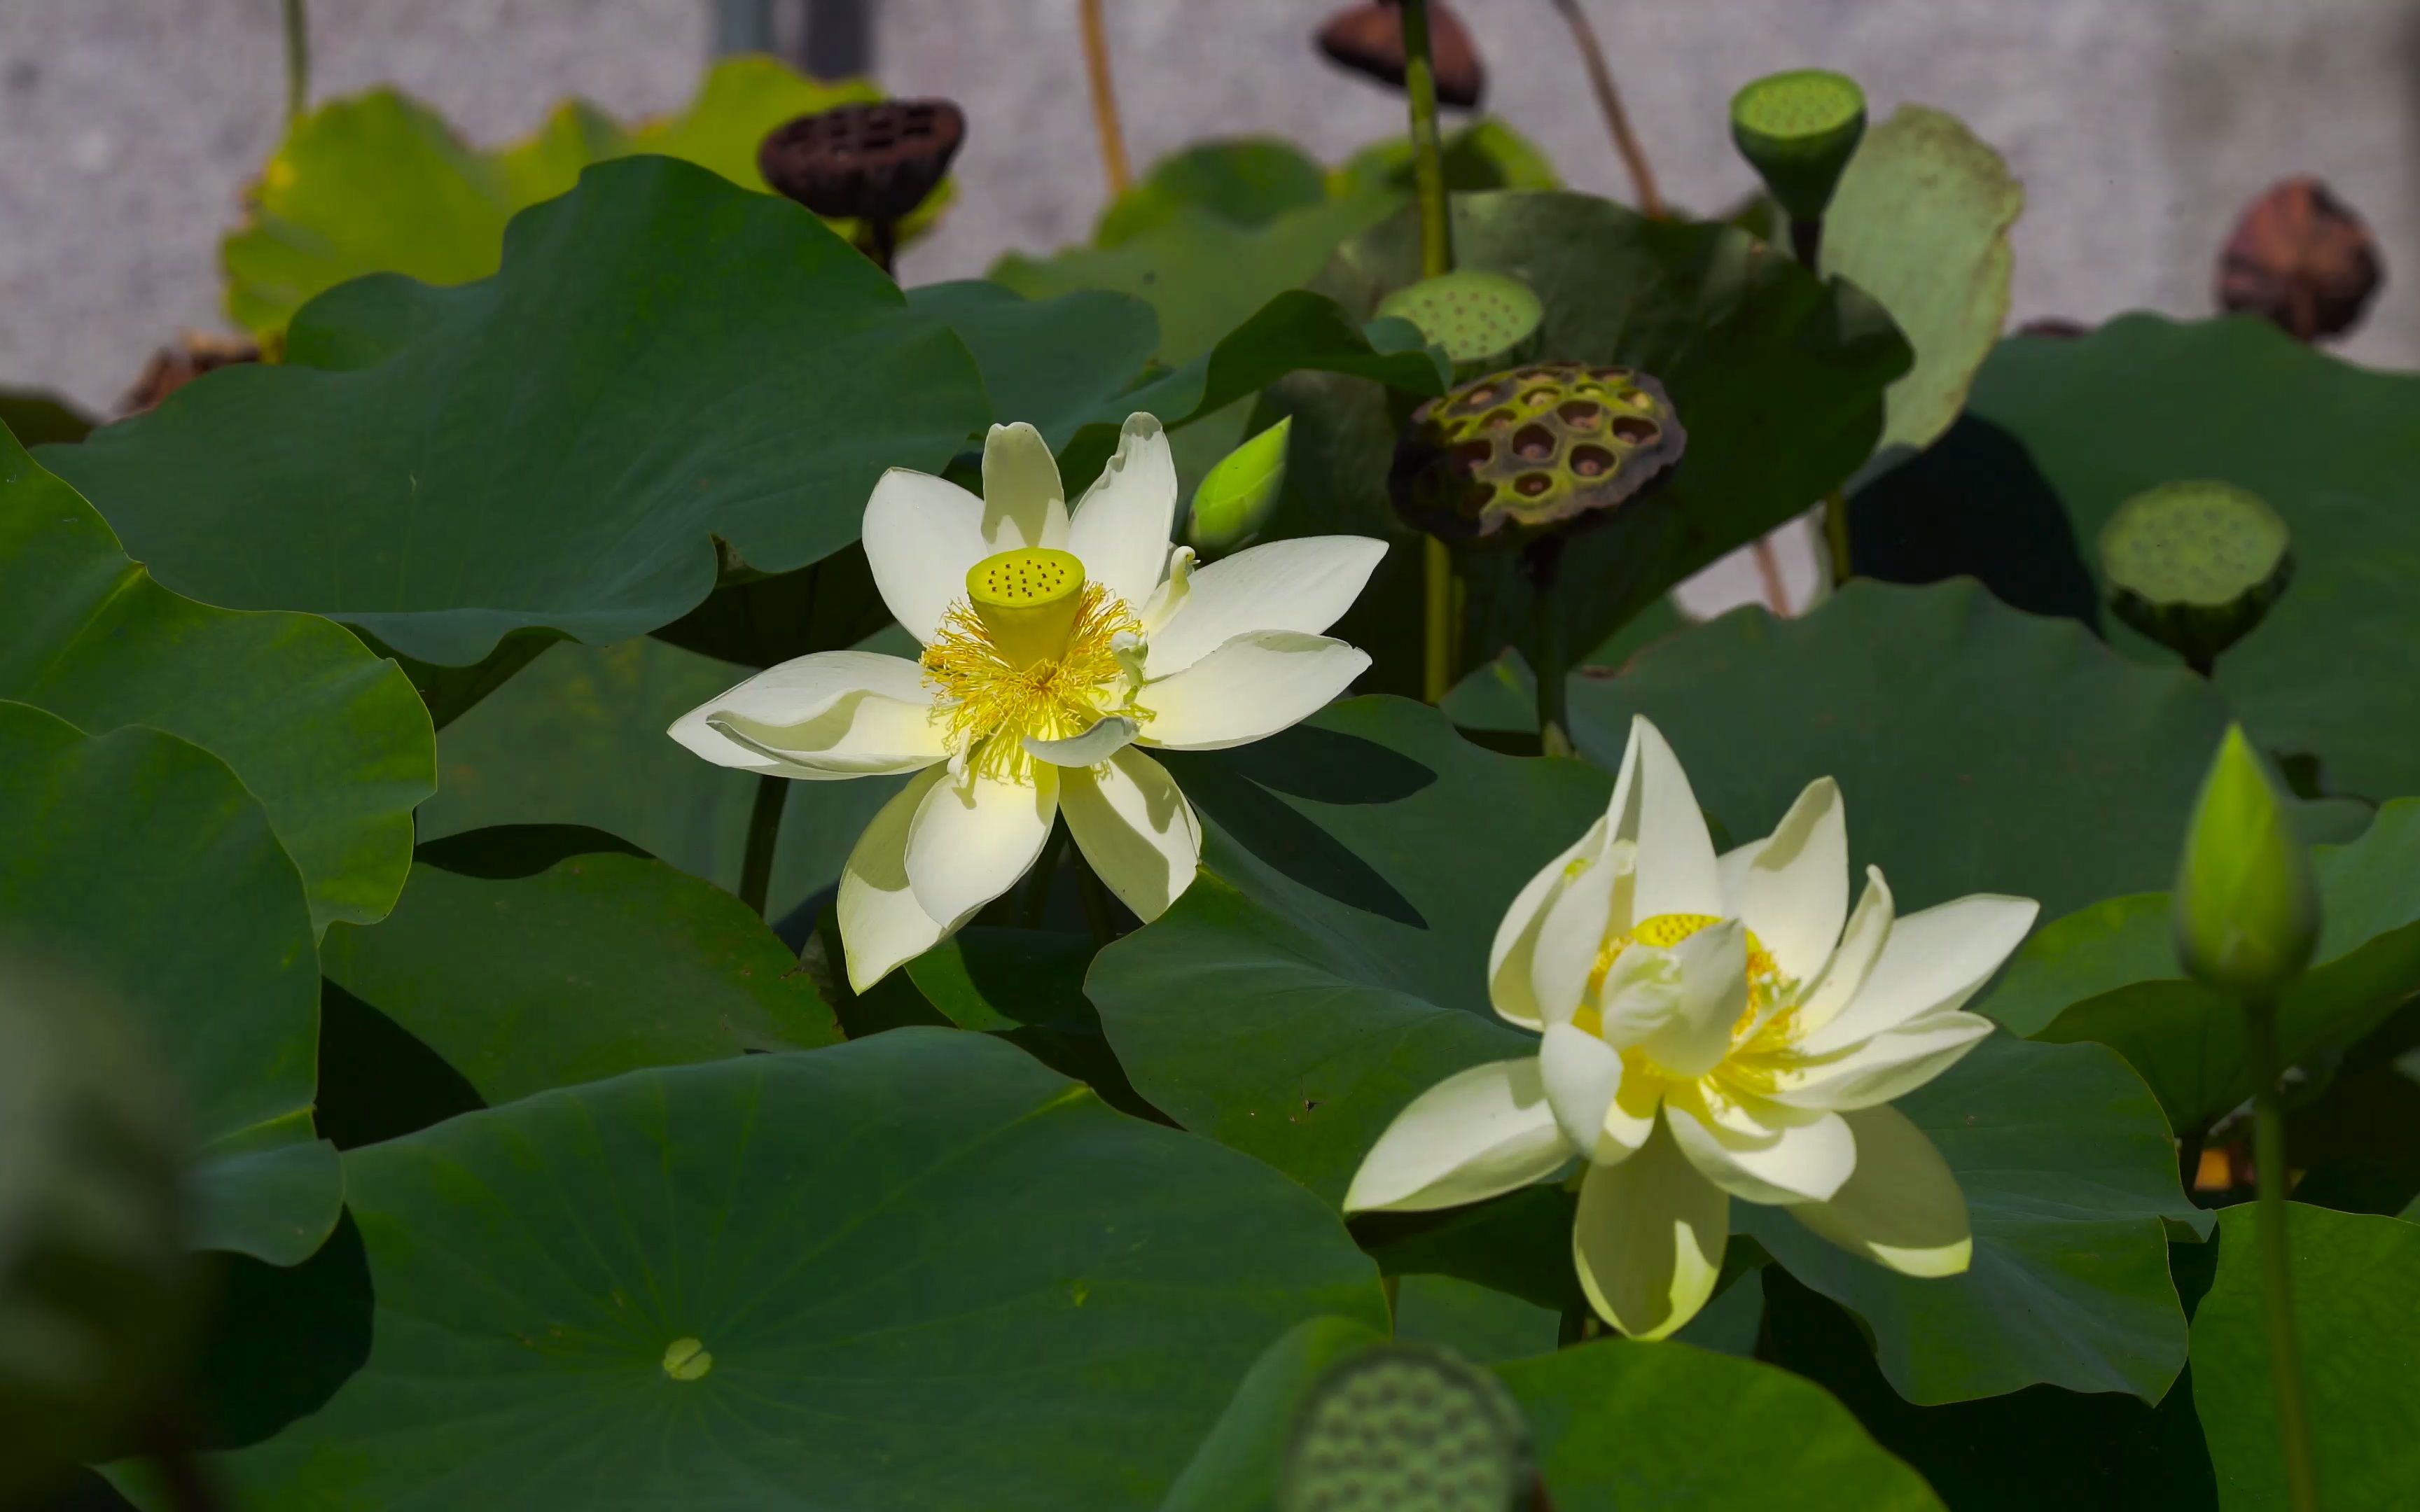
[1729,69,1868,225]
[1186,416,1291,556]
[2171,724,2321,1000]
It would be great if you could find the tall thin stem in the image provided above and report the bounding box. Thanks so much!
[2246,995,2321,1512]
[1077,0,1132,196]
[1549,0,1663,218]
[281,0,310,125]
[1403,0,1459,704]
[1527,538,1573,757]
[1821,487,1852,587]
[738,774,786,918]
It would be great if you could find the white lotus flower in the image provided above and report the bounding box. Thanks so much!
[671,415,1382,990]
[1344,715,2038,1340]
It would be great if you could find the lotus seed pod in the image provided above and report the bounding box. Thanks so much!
[2172,725,2320,1001]
[757,99,966,226]
[2216,176,2382,344]
[1375,272,1545,382]
[2098,481,2293,671]
[1315,1,1486,109]
[1729,69,1868,225]
[1388,360,1686,548]
[1188,416,1292,556]
[1276,1342,1532,1512]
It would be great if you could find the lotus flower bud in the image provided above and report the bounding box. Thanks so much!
[1389,360,1685,549]
[1729,69,1867,232]
[1278,1342,1531,1512]
[2171,724,2321,1000]
[2099,481,2292,674]
[1187,416,1291,556]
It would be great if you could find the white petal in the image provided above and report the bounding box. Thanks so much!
[1788,1105,1973,1278]
[837,766,951,992]
[1069,412,1178,611]
[1635,919,1748,1078]
[1539,1025,1659,1166]
[668,650,944,778]
[1024,715,1139,768]
[903,765,1059,931]
[1343,1058,1571,1214]
[1604,716,1721,923]
[1793,866,1894,1039]
[1527,836,1629,1027]
[1767,1011,1995,1112]
[1135,631,1369,751]
[1141,536,1389,679]
[861,468,997,645]
[979,421,1072,552]
[1489,816,1608,1030]
[1137,545,1195,636]
[1571,1123,1727,1340]
[1734,777,1848,984]
[1799,892,2039,1056]
[1665,1094,1854,1205]
[1059,748,1201,921]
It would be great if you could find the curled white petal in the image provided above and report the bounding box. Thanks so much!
[669,650,944,779]
[1344,1058,1571,1214]
[1069,413,1178,611]
[1142,536,1388,679]
[1023,716,1140,768]
[1787,1105,1973,1278]
[1800,892,2038,1056]
[1059,748,1201,921]
[1571,1124,1727,1340]
[1136,631,1370,750]
[903,765,1060,931]
[836,766,952,992]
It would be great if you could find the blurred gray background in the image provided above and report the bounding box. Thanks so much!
[4,0,2414,414]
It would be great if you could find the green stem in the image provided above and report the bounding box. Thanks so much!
[738,773,786,918]
[1022,821,1070,927]
[1403,0,1459,705]
[1527,539,1572,757]
[1822,487,1852,585]
[2246,995,2321,1512]
[1073,850,1117,948]
[281,0,310,125]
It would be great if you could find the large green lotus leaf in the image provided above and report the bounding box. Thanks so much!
[991,195,1405,365]
[1268,190,1910,697]
[0,387,95,447]
[1155,1315,1389,1512]
[53,156,990,678]
[1089,696,1610,1203]
[419,634,905,923]
[1498,1340,1946,1511]
[1981,800,2420,1130]
[2192,1203,2420,1509]
[906,281,1160,449]
[0,426,431,934]
[1821,105,2022,461]
[0,703,337,1266]
[1963,315,2420,802]
[220,58,905,337]
[1741,1036,2205,1404]
[1455,578,2251,920]
[319,826,839,1106]
[162,1032,1386,1510]
[1096,139,1332,248]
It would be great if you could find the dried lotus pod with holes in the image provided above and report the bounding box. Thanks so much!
[1277,1342,1534,1512]
[2215,176,2383,344]
[2098,479,2293,674]
[1314,1,1485,109]
[757,99,966,268]
[1389,360,1687,549]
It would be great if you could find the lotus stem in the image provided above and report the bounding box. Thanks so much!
[1526,537,1573,757]
[1549,0,1663,218]
[1751,538,1791,614]
[1822,486,1852,585]
[2246,995,2321,1512]
[738,773,786,918]
[281,0,310,125]
[1077,0,1132,196]
[1403,0,1460,702]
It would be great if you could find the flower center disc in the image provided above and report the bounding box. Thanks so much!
[966,547,1086,670]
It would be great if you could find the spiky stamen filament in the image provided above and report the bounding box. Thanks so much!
[922,581,1141,783]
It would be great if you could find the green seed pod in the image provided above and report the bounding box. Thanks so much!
[2099,481,2293,671]
[1388,359,1686,549]
[0,952,195,1499]
[1187,416,1292,556]
[1729,69,1868,225]
[1277,1342,1532,1512]
[1375,271,1545,382]
[2171,724,2321,1001]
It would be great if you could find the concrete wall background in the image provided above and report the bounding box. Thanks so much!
[4,0,2414,415]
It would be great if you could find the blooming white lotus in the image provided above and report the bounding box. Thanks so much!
[672,414,1383,990]
[1344,715,2038,1340]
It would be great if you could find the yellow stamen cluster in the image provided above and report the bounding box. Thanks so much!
[1573,911,1788,1051]
[921,581,1140,783]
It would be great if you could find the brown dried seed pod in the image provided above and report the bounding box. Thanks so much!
[1314,1,1484,110]
[757,99,966,226]
[2214,176,2382,344]
[118,330,260,416]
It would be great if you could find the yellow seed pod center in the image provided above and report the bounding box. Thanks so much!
[966,547,1087,669]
